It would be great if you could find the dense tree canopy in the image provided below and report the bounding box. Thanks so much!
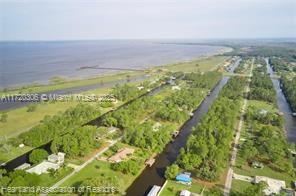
[281,77,296,112]
[51,126,101,157]
[19,103,99,147]
[177,77,245,181]
[249,64,276,103]
[29,149,49,164]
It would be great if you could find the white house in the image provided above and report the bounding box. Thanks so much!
[48,152,65,165]
[172,85,181,91]
[254,176,286,195]
[26,152,65,175]
[26,161,60,175]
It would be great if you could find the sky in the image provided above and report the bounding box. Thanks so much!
[1,0,296,41]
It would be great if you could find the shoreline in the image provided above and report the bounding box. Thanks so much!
[0,46,232,91]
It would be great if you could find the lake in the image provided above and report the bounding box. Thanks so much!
[0,40,229,88]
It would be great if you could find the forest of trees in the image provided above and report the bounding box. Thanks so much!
[270,57,291,72]
[176,76,246,181]
[249,65,276,103]
[184,71,221,89]
[281,77,296,112]
[0,169,40,192]
[111,84,144,102]
[50,126,101,158]
[19,103,99,147]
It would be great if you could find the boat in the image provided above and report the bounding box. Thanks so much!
[147,185,161,196]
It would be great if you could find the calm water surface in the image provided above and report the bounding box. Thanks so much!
[0,40,228,88]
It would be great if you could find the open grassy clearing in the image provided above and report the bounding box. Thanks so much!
[230,179,254,195]
[0,102,79,138]
[162,56,229,73]
[61,145,150,194]
[0,145,32,164]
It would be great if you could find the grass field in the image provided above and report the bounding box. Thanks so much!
[230,179,254,195]
[61,160,142,194]
[0,145,32,163]
[0,102,79,138]
[162,56,229,73]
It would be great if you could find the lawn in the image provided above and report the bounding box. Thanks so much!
[39,166,74,187]
[0,101,79,138]
[60,160,144,194]
[162,56,229,73]
[248,100,278,113]
[230,179,254,195]
[233,161,294,188]
[160,180,204,196]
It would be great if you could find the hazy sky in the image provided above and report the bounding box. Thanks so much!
[1,0,296,41]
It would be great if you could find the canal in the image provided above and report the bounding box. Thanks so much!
[266,58,296,143]
[1,79,169,171]
[126,58,241,196]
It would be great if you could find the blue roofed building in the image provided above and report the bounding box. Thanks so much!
[176,173,192,184]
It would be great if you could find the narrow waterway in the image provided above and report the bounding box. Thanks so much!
[126,76,230,196]
[0,80,168,170]
[126,59,240,196]
[266,58,296,143]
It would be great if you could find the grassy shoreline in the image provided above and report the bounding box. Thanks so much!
[0,55,229,95]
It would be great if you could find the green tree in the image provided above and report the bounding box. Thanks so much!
[165,164,179,180]
[29,149,49,164]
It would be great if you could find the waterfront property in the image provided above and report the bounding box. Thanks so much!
[176,173,192,184]
[26,152,65,175]
[107,147,135,163]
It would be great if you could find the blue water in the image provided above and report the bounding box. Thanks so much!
[0,40,228,88]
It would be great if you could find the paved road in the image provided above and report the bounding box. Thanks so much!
[45,138,121,194]
[223,58,254,196]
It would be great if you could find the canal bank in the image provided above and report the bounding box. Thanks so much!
[126,76,230,196]
[266,58,296,143]
[0,81,169,171]
[126,58,241,196]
